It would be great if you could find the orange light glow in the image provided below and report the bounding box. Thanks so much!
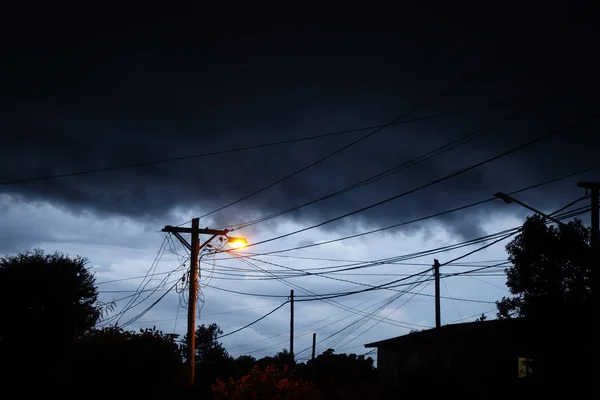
[227,237,248,249]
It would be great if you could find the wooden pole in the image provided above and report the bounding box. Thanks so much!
[187,218,200,386]
[290,290,294,357]
[433,259,441,329]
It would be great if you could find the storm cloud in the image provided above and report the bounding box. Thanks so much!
[2,8,599,245]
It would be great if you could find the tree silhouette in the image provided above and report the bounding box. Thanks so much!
[257,348,295,370]
[475,313,487,322]
[181,323,234,396]
[0,250,101,343]
[233,355,257,379]
[298,349,379,400]
[495,215,593,392]
[496,215,591,319]
[0,249,103,391]
[67,327,185,396]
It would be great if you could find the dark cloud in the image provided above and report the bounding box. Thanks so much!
[2,7,598,243]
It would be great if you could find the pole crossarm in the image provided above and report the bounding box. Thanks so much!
[162,226,230,236]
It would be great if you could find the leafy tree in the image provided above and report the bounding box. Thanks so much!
[233,355,257,379]
[0,249,104,391]
[298,349,379,400]
[257,348,295,370]
[496,215,591,319]
[181,323,230,365]
[0,249,102,346]
[66,327,185,396]
[181,323,234,395]
[495,215,594,391]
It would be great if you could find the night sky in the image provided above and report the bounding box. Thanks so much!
[1,6,599,359]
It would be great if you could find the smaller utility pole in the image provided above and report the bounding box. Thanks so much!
[433,259,441,329]
[311,333,316,361]
[290,290,294,357]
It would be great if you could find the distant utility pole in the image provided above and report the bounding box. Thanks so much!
[162,218,230,387]
[312,333,316,361]
[433,259,441,329]
[290,290,294,357]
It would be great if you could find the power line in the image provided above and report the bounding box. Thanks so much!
[0,108,498,188]
[97,270,176,285]
[244,112,600,249]
[330,279,433,352]
[181,10,589,227]
[293,206,588,303]
[187,64,494,226]
[228,297,383,355]
[217,301,289,339]
[100,259,188,327]
[229,89,572,230]
[111,235,169,326]
[245,254,498,304]
[133,302,284,324]
[244,165,599,255]
[98,275,183,327]
[205,204,588,302]
[230,253,431,330]
[296,280,428,357]
[120,279,180,328]
[327,277,432,352]
[215,251,505,266]
[106,204,589,332]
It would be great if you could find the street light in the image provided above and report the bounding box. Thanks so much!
[494,192,566,227]
[162,219,248,386]
[226,236,248,249]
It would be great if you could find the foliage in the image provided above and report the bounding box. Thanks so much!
[496,216,591,319]
[181,323,235,396]
[67,326,186,395]
[232,355,257,379]
[475,313,487,322]
[256,348,295,370]
[299,348,379,400]
[0,248,385,397]
[212,365,322,400]
[181,323,230,365]
[0,248,104,393]
[0,249,102,349]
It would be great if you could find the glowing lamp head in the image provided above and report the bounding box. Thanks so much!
[227,237,248,249]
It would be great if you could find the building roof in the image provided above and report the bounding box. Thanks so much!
[364,318,530,348]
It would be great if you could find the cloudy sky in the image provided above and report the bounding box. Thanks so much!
[1,5,599,361]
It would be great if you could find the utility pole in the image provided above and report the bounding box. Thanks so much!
[433,259,441,329]
[187,218,200,387]
[162,219,231,387]
[311,333,316,361]
[577,182,599,390]
[290,290,294,357]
